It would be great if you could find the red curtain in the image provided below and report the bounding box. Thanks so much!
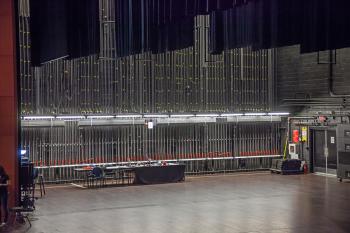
[0,0,19,207]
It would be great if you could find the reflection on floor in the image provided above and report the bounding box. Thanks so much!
[5,172,350,233]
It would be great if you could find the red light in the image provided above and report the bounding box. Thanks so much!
[292,130,299,143]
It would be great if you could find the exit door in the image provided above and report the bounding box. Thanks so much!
[313,129,337,174]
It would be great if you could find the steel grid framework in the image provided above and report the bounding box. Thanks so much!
[18,0,279,182]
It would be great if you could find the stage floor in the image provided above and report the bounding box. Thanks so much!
[7,172,350,233]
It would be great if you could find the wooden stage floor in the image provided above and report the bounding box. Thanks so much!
[6,172,350,233]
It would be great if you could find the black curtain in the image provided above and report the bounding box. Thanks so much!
[67,0,100,59]
[301,0,350,53]
[270,0,302,48]
[116,0,152,56]
[252,0,271,50]
[115,0,142,56]
[209,11,224,54]
[30,0,68,66]
[114,0,350,57]
[335,0,350,50]
[300,0,329,53]
[30,0,100,66]
[116,0,194,56]
[167,18,194,52]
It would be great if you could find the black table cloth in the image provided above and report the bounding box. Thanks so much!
[134,165,185,185]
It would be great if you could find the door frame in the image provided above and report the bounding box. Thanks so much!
[309,126,337,175]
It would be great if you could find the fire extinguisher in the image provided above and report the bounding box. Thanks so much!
[303,163,308,174]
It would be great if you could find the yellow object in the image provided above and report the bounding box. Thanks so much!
[283,135,288,160]
[301,127,308,142]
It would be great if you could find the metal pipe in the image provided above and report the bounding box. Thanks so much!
[328,50,350,97]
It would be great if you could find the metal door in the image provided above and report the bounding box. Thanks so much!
[313,129,337,174]
[327,131,337,169]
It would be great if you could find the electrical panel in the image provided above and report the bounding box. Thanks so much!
[336,124,350,181]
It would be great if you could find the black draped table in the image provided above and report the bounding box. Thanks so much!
[134,164,185,185]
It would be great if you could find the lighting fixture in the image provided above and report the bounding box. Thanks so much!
[87,115,115,119]
[220,113,244,117]
[244,113,267,116]
[143,114,169,118]
[23,116,55,120]
[170,114,195,118]
[56,116,85,119]
[268,112,290,116]
[115,114,142,118]
[195,114,220,117]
